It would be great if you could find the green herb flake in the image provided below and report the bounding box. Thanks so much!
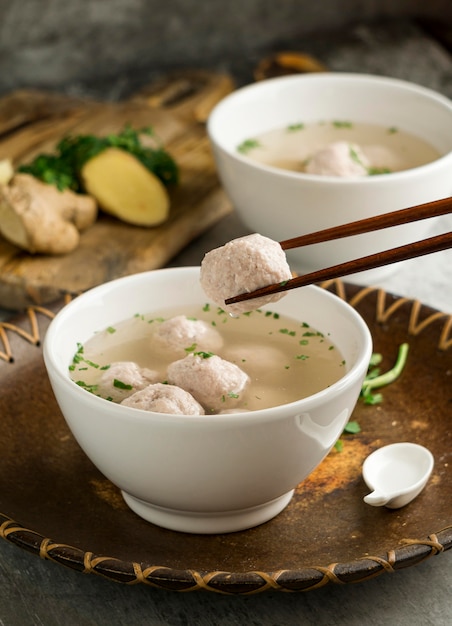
[237,139,261,154]
[193,351,214,359]
[287,123,305,131]
[279,328,296,337]
[84,359,100,369]
[203,303,211,312]
[295,354,309,361]
[113,379,133,390]
[343,420,361,434]
[106,326,116,334]
[76,381,99,393]
[388,126,398,134]
[362,391,383,405]
[332,120,353,128]
[349,145,365,167]
[368,167,392,176]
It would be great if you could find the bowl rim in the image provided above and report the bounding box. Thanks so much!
[43,267,373,424]
[207,71,452,184]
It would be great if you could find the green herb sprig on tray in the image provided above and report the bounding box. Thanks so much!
[18,125,178,192]
[335,343,410,451]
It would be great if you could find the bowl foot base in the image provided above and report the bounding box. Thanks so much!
[121,489,295,534]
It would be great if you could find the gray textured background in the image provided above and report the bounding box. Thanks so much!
[1,0,452,97]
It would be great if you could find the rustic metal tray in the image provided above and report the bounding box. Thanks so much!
[0,281,450,593]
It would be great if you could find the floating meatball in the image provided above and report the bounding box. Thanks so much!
[200,233,292,315]
[98,361,159,403]
[121,383,205,415]
[305,141,369,177]
[151,315,224,358]
[167,353,250,412]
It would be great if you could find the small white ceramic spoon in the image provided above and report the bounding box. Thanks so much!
[362,442,434,509]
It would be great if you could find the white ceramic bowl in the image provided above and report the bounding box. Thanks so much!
[43,267,372,534]
[208,73,452,282]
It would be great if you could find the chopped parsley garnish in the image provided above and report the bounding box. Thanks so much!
[106,326,116,334]
[336,344,410,451]
[75,381,99,393]
[368,167,392,176]
[193,351,214,359]
[237,139,261,154]
[343,420,361,434]
[279,328,296,336]
[113,379,133,390]
[332,120,353,128]
[287,123,305,131]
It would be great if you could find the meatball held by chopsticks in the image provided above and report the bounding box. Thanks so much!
[200,233,292,315]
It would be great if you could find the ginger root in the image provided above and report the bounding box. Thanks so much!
[0,159,14,185]
[81,147,170,226]
[0,173,97,254]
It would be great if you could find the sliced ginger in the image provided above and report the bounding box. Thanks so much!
[0,173,97,254]
[81,147,170,226]
[0,158,14,185]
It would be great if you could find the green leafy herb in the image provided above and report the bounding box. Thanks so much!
[19,125,178,192]
[332,120,353,128]
[279,328,296,336]
[336,344,409,451]
[193,351,214,359]
[361,343,409,403]
[287,123,305,131]
[75,381,99,393]
[237,139,260,154]
[343,420,361,434]
[367,167,392,176]
[349,145,365,167]
[113,379,133,390]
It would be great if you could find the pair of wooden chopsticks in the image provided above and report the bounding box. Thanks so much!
[225,197,452,305]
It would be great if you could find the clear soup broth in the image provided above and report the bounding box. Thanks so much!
[237,120,440,174]
[69,304,346,413]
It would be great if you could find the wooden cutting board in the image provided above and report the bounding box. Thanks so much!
[0,70,235,311]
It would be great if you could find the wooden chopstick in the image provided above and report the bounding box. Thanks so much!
[225,199,452,306]
[279,196,452,250]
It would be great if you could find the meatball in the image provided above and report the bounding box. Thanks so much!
[167,353,249,412]
[121,383,205,415]
[305,141,369,177]
[200,233,292,315]
[98,361,160,402]
[151,315,224,358]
